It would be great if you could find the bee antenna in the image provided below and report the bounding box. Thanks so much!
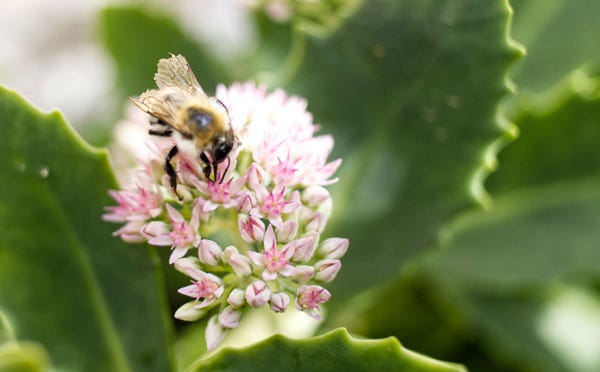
[213,98,230,117]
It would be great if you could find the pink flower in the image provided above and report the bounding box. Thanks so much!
[247,225,295,281]
[106,79,348,351]
[271,154,299,187]
[238,214,265,243]
[295,285,331,320]
[147,204,201,263]
[195,174,245,209]
[178,268,224,309]
[254,185,300,222]
[103,186,162,223]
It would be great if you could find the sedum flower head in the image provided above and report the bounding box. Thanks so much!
[104,82,348,350]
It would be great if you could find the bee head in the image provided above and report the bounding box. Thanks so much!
[211,132,235,164]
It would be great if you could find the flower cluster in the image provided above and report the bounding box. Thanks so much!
[104,82,348,350]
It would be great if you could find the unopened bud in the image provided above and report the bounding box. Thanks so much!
[174,301,206,321]
[302,186,330,208]
[269,292,290,313]
[314,259,341,283]
[245,280,270,307]
[318,238,349,259]
[198,239,222,266]
[227,288,246,307]
[218,306,242,329]
[223,246,252,277]
[290,265,315,284]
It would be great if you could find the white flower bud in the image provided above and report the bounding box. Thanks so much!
[269,292,290,313]
[198,239,222,266]
[218,306,242,329]
[246,163,266,190]
[173,257,202,275]
[305,211,327,233]
[227,288,246,307]
[292,235,318,262]
[318,238,349,259]
[274,220,298,243]
[223,246,253,277]
[314,259,341,283]
[245,280,270,307]
[140,221,170,240]
[290,265,315,284]
[236,192,256,214]
[174,301,206,321]
[302,186,330,208]
[205,315,225,351]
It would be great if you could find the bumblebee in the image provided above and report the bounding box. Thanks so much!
[131,54,236,199]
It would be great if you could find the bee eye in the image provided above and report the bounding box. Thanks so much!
[190,111,213,130]
[213,142,233,163]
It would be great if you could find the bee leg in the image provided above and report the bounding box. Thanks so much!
[219,157,231,184]
[165,145,182,200]
[200,152,213,182]
[149,129,172,136]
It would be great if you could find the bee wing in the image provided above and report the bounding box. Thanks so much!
[154,54,208,97]
[130,88,191,125]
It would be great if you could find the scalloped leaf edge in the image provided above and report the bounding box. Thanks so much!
[469,0,526,209]
[189,328,465,371]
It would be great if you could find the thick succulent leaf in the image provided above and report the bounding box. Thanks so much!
[189,328,465,372]
[417,179,600,370]
[99,6,228,97]
[487,64,600,194]
[0,86,173,371]
[510,0,600,91]
[335,178,600,370]
[285,0,520,297]
[434,178,600,288]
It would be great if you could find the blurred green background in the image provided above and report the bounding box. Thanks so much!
[2,0,600,371]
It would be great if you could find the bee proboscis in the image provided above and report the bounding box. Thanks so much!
[130,54,236,199]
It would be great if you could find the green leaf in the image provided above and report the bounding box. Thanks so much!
[285,0,520,297]
[487,65,600,194]
[434,178,600,288]
[510,0,600,91]
[0,86,173,371]
[340,178,600,370]
[189,328,465,372]
[326,167,600,370]
[99,6,228,97]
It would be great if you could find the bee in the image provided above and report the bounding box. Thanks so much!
[130,54,236,199]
